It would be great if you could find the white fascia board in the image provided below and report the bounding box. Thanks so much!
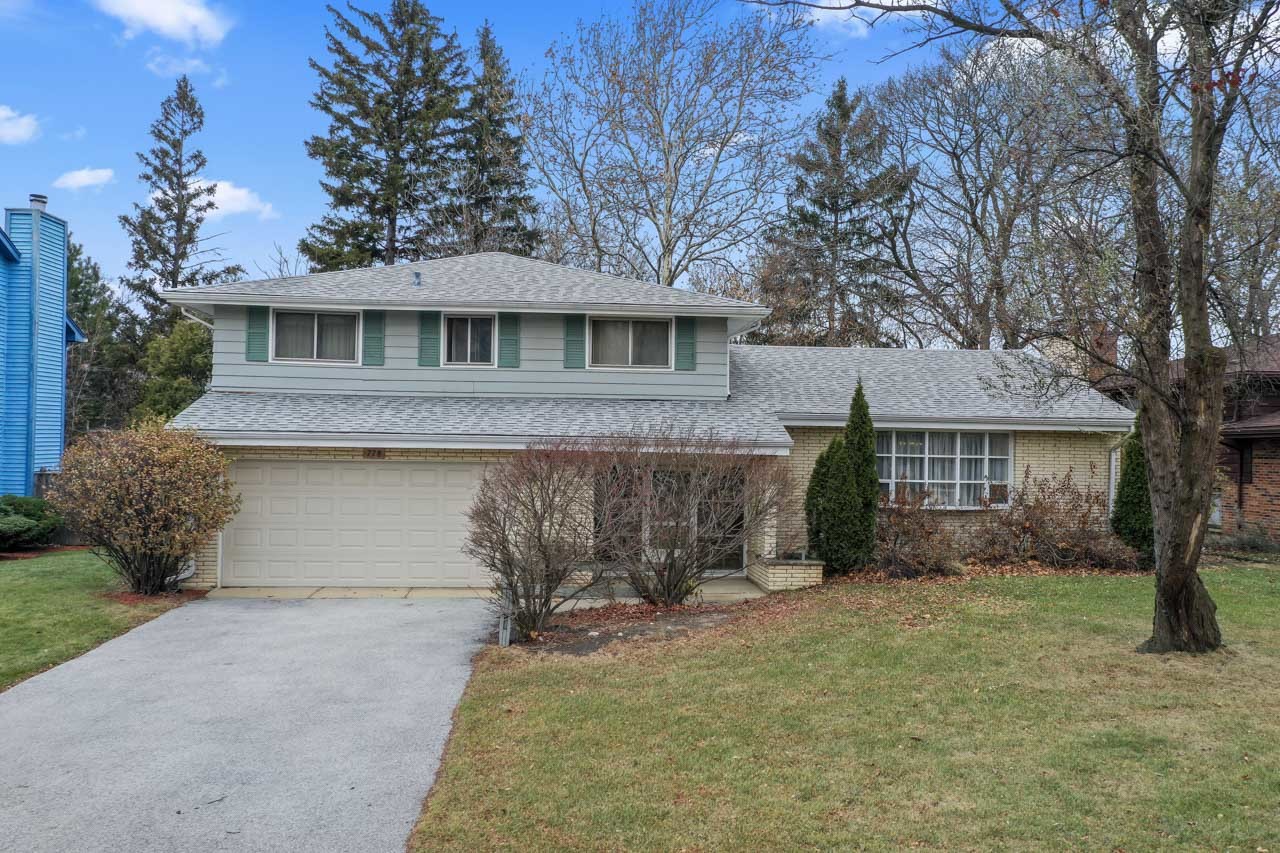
[776,413,1134,432]
[197,431,794,455]
[160,291,770,321]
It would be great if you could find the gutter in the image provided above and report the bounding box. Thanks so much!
[776,412,1135,432]
[189,429,795,455]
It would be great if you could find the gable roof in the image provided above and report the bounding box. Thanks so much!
[160,252,769,322]
[730,345,1134,430]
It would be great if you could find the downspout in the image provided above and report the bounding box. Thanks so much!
[181,307,214,330]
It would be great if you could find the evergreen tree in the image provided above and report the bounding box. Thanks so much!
[433,22,539,256]
[134,321,213,420]
[812,381,880,573]
[1111,427,1155,554]
[300,0,467,271]
[119,76,243,332]
[756,78,911,347]
[804,436,842,561]
[65,239,146,436]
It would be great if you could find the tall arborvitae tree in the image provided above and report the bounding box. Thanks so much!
[813,381,880,573]
[433,22,539,256]
[65,239,145,436]
[300,0,467,271]
[756,78,911,347]
[119,75,243,333]
[1112,427,1154,555]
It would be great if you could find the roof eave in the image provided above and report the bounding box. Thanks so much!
[179,428,794,455]
[159,290,771,319]
[776,412,1134,432]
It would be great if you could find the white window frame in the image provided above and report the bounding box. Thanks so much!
[442,313,498,368]
[269,308,361,364]
[876,430,1012,510]
[586,315,675,371]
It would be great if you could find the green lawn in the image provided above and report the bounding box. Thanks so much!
[0,550,189,691]
[413,560,1280,850]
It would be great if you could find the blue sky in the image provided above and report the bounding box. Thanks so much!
[0,0,922,282]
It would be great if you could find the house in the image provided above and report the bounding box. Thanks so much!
[162,253,1134,591]
[1099,334,1280,536]
[1,195,85,497]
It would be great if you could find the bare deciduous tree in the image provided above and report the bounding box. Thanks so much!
[761,0,1280,651]
[525,0,819,285]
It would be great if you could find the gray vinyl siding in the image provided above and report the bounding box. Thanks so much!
[210,306,730,400]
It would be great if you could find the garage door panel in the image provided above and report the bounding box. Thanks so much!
[222,459,488,587]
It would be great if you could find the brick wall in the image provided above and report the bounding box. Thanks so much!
[1219,438,1280,536]
[186,445,514,588]
[781,427,1123,556]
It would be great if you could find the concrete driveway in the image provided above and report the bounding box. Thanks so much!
[0,597,491,853]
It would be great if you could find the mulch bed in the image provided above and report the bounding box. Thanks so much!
[0,545,91,561]
[102,589,208,606]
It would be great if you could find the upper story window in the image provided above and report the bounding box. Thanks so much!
[875,430,1010,508]
[590,318,671,368]
[273,310,358,362]
[446,315,494,365]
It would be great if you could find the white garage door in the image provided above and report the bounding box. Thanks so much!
[222,459,491,587]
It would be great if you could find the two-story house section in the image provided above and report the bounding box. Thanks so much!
[163,252,1133,590]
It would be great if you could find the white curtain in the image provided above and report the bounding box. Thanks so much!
[316,313,357,361]
[275,312,315,359]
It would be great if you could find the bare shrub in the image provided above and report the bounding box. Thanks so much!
[969,467,1140,571]
[47,420,240,594]
[876,490,960,578]
[465,439,619,642]
[589,429,794,606]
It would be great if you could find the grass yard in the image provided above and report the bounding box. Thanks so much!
[413,560,1280,850]
[0,550,191,691]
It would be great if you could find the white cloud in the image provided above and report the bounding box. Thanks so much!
[145,52,211,77]
[808,5,871,37]
[92,0,232,48]
[53,167,115,191]
[0,104,39,144]
[201,180,278,221]
[60,125,88,142]
[0,0,32,19]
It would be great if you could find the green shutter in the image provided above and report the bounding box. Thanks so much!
[418,311,441,367]
[675,317,697,371]
[563,314,586,369]
[498,313,521,368]
[245,306,269,362]
[362,311,385,366]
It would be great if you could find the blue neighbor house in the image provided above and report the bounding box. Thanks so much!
[1,194,85,496]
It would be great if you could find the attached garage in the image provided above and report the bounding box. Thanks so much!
[220,458,492,587]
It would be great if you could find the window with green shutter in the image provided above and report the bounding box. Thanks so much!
[362,311,385,366]
[498,313,521,368]
[418,311,441,367]
[563,314,586,369]
[675,317,697,371]
[245,306,269,362]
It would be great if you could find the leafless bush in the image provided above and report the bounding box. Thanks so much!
[465,439,620,642]
[876,490,960,578]
[969,467,1140,571]
[587,429,794,606]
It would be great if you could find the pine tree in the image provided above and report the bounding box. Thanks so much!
[1111,427,1154,554]
[811,381,880,573]
[300,0,467,271]
[433,22,539,256]
[805,436,842,561]
[134,321,213,420]
[119,76,243,332]
[756,78,911,347]
[65,239,145,436]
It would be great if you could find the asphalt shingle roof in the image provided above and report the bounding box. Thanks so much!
[172,344,1132,446]
[161,252,767,314]
[171,391,795,448]
[729,345,1135,425]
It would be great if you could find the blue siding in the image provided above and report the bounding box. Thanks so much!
[1,211,33,494]
[1,207,69,495]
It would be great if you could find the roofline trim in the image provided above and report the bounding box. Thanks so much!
[186,430,794,455]
[776,412,1134,432]
[160,291,771,318]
